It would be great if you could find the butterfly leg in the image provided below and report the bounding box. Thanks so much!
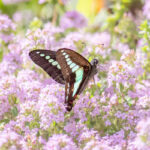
[65,101,73,111]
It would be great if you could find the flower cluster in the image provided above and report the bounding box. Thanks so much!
[0,14,16,43]
[60,11,88,29]
[143,0,150,19]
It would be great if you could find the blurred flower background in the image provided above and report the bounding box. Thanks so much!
[0,0,150,149]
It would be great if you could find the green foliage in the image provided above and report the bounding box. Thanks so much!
[139,20,150,76]
[115,15,138,48]
[139,20,150,48]
[0,49,3,62]
[104,0,142,49]
[0,0,40,17]
[29,17,43,30]
[0,0,66,27]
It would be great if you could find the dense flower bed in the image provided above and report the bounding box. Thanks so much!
[0,0,150,149]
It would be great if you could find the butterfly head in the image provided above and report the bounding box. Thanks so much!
[90,59,99,77]
[91,59,99,66]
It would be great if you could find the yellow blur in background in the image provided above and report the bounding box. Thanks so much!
[76,0,104,23]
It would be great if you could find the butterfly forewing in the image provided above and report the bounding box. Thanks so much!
[29,49,65,84]
[56,48,91,110]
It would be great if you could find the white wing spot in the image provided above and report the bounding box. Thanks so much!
[57,64,61,69]
[66,95,68,100]
[72,65,79,72]
[66,58,71,62]
[52,61,58,66]
[40,53,45,57]
[45,56,50,59]
[65,55,69,58]
[67,60,72,65]
[70,63,76,68]
[49,59,54,63]
[63,52,66,56]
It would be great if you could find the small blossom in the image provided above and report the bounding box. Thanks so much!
[44,134,77,150]
[83,140,112,150]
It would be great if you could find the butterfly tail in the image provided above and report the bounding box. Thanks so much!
[65,82,77,111]
[65,96,77,111]
[65,101,73,111]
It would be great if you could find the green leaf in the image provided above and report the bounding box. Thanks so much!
[11,106,18,117]
[30,17,42,30]
[0,49,3,62]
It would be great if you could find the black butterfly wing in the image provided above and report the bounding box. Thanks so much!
[29,49,65,84]
[56,48,91,111]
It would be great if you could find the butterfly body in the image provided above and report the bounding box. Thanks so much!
[78,60,98,95]
[29,48,98,111]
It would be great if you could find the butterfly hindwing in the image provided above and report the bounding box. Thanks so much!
[29,49,65,84]
[56,48,91,111]
[65,80,74,111]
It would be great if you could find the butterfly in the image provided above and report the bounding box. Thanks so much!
[29,48,98,111]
